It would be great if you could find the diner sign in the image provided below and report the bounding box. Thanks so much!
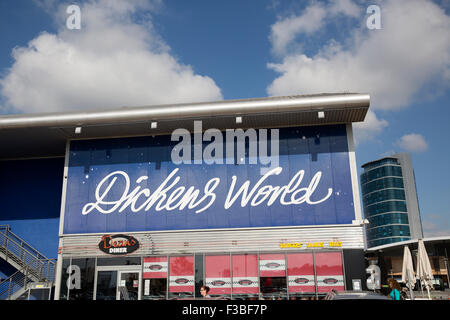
[98,234,139,255]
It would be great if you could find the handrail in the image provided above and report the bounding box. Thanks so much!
[0,225,50,261]
[0,239,56,281]
[0,267,33,300]
[1,230,52,264]
[0,225,56,280]
[0,225,56,299]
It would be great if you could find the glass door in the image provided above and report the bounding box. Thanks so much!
[94,267,141,300]
[118,271,140,300]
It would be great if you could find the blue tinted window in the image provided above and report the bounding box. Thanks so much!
[362,158,399,171]
[363,188,406,206]
[361,177,404,194]
[364,200,407,216]
[361,165,402,184]
[367,225,411,240]
[366,212,409,227]
[368,237,411,247]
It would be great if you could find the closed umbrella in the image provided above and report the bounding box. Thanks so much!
[416,239,434,300]
[401,245,416,300]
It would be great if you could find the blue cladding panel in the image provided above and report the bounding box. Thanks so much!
[0,158,63,258]
[63,125,356,234]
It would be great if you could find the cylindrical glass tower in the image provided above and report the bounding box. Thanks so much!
[360,155,422,248]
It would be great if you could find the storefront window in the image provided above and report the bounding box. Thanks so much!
[59,259,71,300]
[260,277,287,300]
[67,258,96,300]
[57,250,350,300]
[168,256,195,300]
[286,252,315,299]
[143,256,168,300]
[205,254,231,299]
[259,253,287,300]
[97,257,141,266]
[96,270,117,300]
[143,279,167,300]
[314,252,345,295]
[232,254,259,300]
[60,258,96,300]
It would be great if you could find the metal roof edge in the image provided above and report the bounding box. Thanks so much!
[0,93,370,129]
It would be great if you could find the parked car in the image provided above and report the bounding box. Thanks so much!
[325,290,390,300]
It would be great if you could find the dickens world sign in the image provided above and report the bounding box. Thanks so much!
[62,124,356,234]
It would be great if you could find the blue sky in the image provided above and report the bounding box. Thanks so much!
[0,0,449,237]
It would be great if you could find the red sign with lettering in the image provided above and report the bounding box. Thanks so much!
[98,234,139,255]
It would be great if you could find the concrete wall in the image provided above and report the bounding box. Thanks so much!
[394,153,424,239]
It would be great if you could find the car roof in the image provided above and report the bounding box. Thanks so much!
[329,291,390,300]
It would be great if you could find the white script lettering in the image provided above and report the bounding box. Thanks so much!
[81,167,333,215]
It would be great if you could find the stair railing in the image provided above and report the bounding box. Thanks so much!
[0,225,56,299]
[0,267,34,300]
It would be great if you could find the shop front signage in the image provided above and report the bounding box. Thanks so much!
[98,234,139,255]
[280,241,342,249]
[63,124,355,234]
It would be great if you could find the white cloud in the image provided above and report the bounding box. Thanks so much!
[396,133,428,153]
[353,109,388,144]
[0,0,222,113]
[267,0,450,141]
[269,0,361,56]
[269,3,327,56]
[268,0,449,109]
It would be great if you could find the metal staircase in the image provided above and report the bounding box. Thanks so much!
[0,225,56,300]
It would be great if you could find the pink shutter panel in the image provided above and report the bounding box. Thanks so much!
[143,257,168,279]
[169,256,194,293]
[259,253,286,277]
[287,253,315,293]
[205,255,231,295]
[315,252,345,293]
[232,254,259,294]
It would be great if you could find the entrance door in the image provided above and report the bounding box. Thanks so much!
[117,271,140,300]
[94,266,141,300]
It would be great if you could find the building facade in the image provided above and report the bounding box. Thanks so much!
[0,93,371,300]
[360,153,424,248]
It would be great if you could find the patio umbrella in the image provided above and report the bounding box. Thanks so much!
[401,245,416,300]
[416,239,434,300]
